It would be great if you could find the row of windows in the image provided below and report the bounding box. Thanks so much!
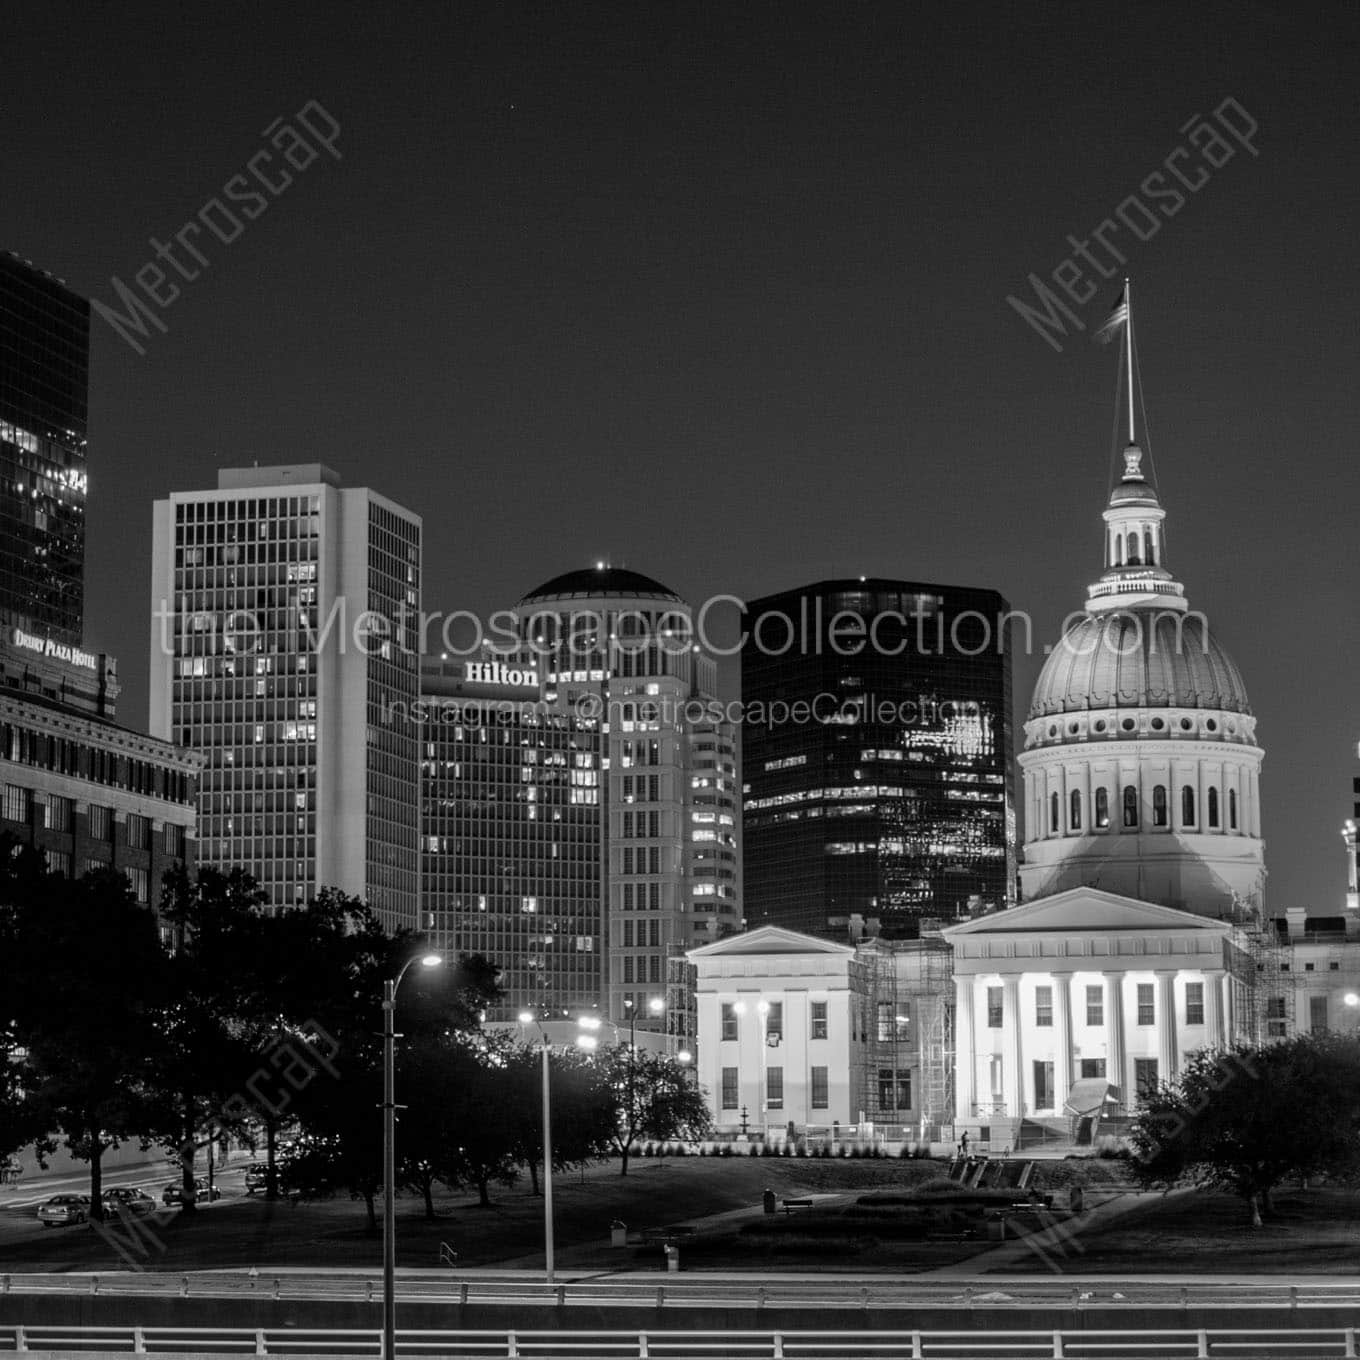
[719,1065,832,1111]
[1,724,193,805]
[1049,784,1237,833]
[0,787,184,855]
[175,495,322,523]
[984,981,1206,1028]
[719,1000,831,1042]
[621,955,663,983]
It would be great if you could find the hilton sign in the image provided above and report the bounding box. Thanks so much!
[11,628,98,670]
[464,661,539,688]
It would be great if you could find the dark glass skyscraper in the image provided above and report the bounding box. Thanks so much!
[741,579,1015,939]
[0,253,89,646]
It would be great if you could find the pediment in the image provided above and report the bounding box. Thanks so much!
[941,887,1230,937]
[687,925,857,958]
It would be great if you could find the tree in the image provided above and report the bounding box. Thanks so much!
[7,868,172,1220]
[273,894,505,1224]
[0,841,48,1165]
[1129,1034,1360,1226]
[602,1045,714,1176]
[145,865,270,1210]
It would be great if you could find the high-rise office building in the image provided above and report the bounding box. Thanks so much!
[0,253,197,908]
[0,253,89,647]
[741,579,1015,939]
[149,464,421,928]
[484,566,741,1029]
[419,657,602,1016]
[1344,745,1359,916]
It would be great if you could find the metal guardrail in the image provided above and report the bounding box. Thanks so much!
[0,1324,1358,1357]
[3,1272,1360,1311]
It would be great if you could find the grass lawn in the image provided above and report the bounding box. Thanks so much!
[0,1154,948,1273]
[1005,1185,1360,1275]
[5,1157,1352,1277]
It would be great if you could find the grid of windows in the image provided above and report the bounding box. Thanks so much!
[167,485,420,922]
[420,687,602,1018]
[170,493,324,908]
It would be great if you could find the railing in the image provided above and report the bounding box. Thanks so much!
[0,1324,1357,1358]
[4,1273,1360,1311]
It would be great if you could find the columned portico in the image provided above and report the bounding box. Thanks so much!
[945,887,1243,1125]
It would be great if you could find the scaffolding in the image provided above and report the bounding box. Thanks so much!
[857,932,953,1138]
[917,927,955,1138]
[1240,917,1294,1045]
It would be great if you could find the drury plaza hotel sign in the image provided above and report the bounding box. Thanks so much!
[11,628,98,670]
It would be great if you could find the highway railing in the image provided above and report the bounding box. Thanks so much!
[0,1324,1359,1357]
[3,1272,1360,1311]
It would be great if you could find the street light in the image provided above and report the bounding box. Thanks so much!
[382,951,441,1360]
[517,1011,555,1284]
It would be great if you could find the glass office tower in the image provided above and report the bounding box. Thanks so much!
[0,253,90,646]
[742,579,1015,939]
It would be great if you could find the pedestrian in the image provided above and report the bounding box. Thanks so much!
[959,1131,971,1158]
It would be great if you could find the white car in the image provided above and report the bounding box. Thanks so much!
[37,1194,90,1226]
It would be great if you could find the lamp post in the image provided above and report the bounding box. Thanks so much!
[622,997,664,1147]
[382,951,442,1360]
[518,1012,555,1283]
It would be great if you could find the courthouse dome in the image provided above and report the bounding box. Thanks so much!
[1029,610,1252,718]
[520,566,682,605]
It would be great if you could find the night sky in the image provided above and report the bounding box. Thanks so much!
[5,1,1358,911]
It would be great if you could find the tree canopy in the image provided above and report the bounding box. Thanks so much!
[1129,1033,1360,1225]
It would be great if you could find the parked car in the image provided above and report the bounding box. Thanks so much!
[244,1163,270,1194]
[162,1178,222,1206]
[102,1186,156,1217]
[37,1194,90,1226]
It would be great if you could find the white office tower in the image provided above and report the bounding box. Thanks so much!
[149,465,421,929]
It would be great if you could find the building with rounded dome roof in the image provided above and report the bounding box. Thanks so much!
[421,563,739,1039]
[1018,443,1265,917]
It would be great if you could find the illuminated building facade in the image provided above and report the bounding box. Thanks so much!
[0,253,89,648]
[419,658,602,1017]
[504,566,742,1030]
[0,253,198,912]
[149,464,421,928]
[741,579,1015,939]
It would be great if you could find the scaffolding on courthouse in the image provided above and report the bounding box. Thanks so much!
[858,930,954,1140]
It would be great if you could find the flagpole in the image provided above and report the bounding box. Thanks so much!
[1124,277,1135,444]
